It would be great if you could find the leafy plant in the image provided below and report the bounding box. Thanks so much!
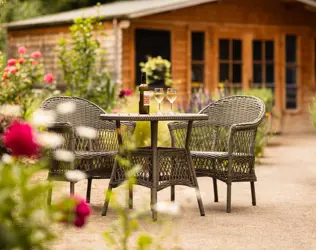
[57,17,117,111]
[0,47,56,119]
[140,56,172,87]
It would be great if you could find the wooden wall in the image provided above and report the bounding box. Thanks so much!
[121,0,316,132]
[7,21,121,85]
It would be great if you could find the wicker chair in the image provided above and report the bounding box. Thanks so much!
[168,95,265,213]
[40,96,135,204]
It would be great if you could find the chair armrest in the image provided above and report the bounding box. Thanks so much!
[47,122,75,152]
[168,121,188,148]
[228,122,260,156]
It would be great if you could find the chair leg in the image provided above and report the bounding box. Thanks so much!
[226,183,232,213]
[251,181,256,206]
[47,184,52,205]
[171,185,175,201]
[129,184,133,209]
[212,178,218,202]
[195,187,205,216]
[102,186,112,216]
[86,178,92,203]
[70,182,75,195]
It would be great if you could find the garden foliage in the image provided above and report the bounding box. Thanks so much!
[57,17,117,111]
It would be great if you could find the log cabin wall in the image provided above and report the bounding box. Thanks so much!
[7,21,122,86]
[122,0,316,133]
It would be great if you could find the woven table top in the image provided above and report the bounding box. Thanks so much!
[100,113,208,121]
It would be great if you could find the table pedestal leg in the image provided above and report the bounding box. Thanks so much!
[150,121,158,221]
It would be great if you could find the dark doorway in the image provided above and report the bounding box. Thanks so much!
[135,29,171,88]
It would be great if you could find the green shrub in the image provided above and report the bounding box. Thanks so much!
[57,17,117,111]
[309,98,316,128]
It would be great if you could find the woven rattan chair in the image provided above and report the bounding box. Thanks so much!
[40,96,135,204]
[168,95,265,213]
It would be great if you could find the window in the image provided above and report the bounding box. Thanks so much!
[191,32,205,93]
[219,39,242,89]
[252,40,275,92]
[285,35,298,110]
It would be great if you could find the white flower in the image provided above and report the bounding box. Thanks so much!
[1,154,13,164]
[56,101,76,114]
[54,150,74,162]
[76,126,97,139]
[53,90,61,95]
[36,132,64,149]
[153,201,180,215]
[31,109,55,127]
[65,170,87,182]
[0,105,21,117]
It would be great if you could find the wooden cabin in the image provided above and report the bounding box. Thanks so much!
[5,0,316,133]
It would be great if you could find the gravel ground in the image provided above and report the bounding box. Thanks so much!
[50,133,316,250]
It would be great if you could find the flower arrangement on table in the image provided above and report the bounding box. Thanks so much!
[0,46,56,120]
[139,56,172,87]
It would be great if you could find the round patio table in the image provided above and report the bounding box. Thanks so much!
[100,113,208,220]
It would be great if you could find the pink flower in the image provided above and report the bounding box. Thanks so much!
[125,90,132,96]
[3,72,8,80]
[7,58,16,66]
[118,90,132,98]
[9,66,18,74]
[3,121,39,157]
[31,51,42,59]
[18,46,27,54]
[44,73,54,83]
[32,60,38,66]
[18,58,25,64]
[58,195,91,228]
[4,66,10,72]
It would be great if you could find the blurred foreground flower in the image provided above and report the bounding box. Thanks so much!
[76,126,97,139]
[58,195,91,228]
[0,104,21,117]
[153,201,180,216]
[56,101,76,114]
[3,121,39,157]
[119,89,132,98]
[44,73,54,83]
[31,109,55,127]
[65,170,87,183]
[54,149,74,162]
[1,153,13,164]
[36,132,64,149]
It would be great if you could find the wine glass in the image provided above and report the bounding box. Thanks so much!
[154,88,164,114]
[167,88,177,113]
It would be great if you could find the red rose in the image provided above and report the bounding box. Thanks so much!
[119,90,125,98]
[3,121,39,157]
[18,46,27,54]
[7,58,16,66]
[74,216,86,228]
[32,60,38,66]
[18,58,25,64]
[31,51,42,59]
[9,66,18,74]
[44,73,54,83]
[125,90,132,96]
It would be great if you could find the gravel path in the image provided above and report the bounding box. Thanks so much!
[51,134,316,250]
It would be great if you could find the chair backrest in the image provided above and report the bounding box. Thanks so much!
[40,96,111,130]
[200,95,266,127]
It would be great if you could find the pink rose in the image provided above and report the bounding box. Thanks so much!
[44,73,54,83]
[3,72,8,80]
[4,66,10,72]
[3,121,39,157]
[7,58,16,66]
[31,51,42,59]
[76,199,91,217]
[18,46,27,54]
[74,216,86,228]
[18,58,25,64]
[9,66,18,74]
[125,90,132,96]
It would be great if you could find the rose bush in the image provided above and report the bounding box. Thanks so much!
[0,46,56,120]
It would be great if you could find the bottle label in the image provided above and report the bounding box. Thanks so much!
[143,91,150,106]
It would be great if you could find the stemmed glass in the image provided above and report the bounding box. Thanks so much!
[167,88,177,113]
[154,88,164,114]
